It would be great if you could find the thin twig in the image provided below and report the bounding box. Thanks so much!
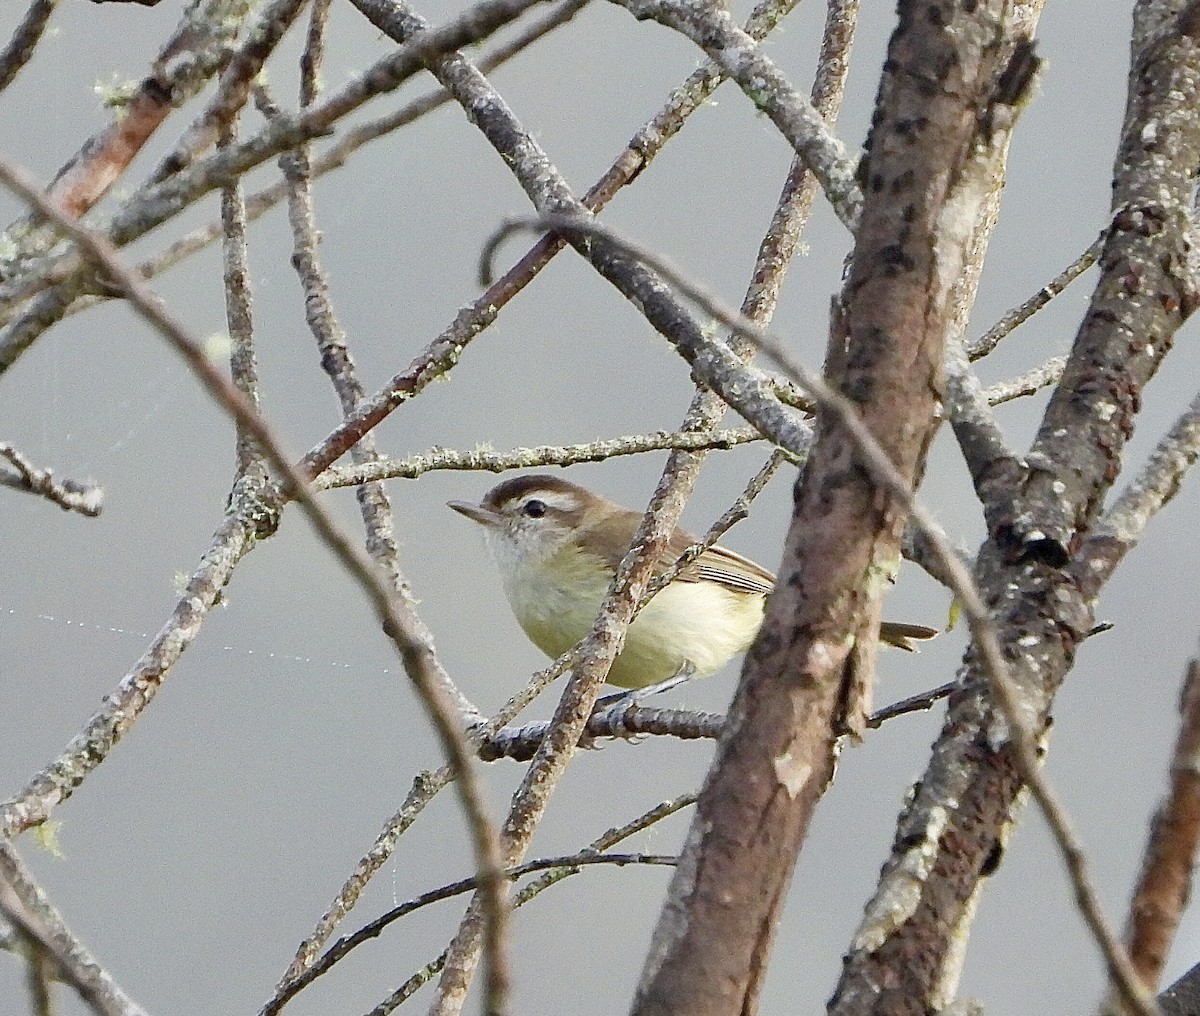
[0,841,150,1016]
[981,355,1066,406]
[295,0,802,480]
[0,443,103,516]
[266,7,500,988]
[219,118,262,476]
[280,767,455,984]
[263,851,675,1014]
[0,0,554,369]
[58,0,593,317]
[608,0,860,228]
[1082,389,1200,582]
[968,234,1104,359]
[316,427,770,489]
[0,0,58,93]
[1103,660,1200,1015]
[364,795,697,1015]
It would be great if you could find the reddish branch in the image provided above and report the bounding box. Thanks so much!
[1120,661,1200,997]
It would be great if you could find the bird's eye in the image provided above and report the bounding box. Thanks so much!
[522,499,546,518]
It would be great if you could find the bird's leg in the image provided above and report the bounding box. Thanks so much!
[592,662,697,737]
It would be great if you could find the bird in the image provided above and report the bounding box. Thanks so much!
[448,474,937,691]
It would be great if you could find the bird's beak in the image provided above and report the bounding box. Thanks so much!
[447,499,504,528]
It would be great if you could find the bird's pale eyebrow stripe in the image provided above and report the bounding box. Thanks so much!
[509,492,581,513]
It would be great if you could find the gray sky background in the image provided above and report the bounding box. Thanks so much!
[3,1,1200,1014]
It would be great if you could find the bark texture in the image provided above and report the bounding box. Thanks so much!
[630,4,1026,1014]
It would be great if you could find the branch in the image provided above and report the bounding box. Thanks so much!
[1008,1,1200,559]
[0,0,252,287]
[828,5,1200,1013]
[148,0,310,183]
[266,794,697,1015]
[967,235,1103,359]
[0,841,151,1016]
[56,0,592,319]
[0,0,555,371]
[0,0,57,93]
[1102,660,1200,1014]
[315,427,771,489]
[607,0,861,228]
[0,442,103,516]
[296,0,802,480]
[1077,388,1200,588]
[265,852,675,1014]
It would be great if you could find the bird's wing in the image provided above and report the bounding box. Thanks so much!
[584,515,774,595]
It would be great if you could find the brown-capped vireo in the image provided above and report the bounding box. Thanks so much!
[448,474,936,690]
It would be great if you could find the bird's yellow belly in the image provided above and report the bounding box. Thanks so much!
[505,564,765,689]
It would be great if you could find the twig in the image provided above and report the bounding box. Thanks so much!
[267,9,498,987]
[295,0,802,480]
[608,0,860,228]
[0,0,58,93]
[482,677,959,761]
[968,234,1104,359]
[317,427,769,489]
[0,841,151,1016]
[944,333,1020,505]
[1080,389,1200,586]
[218,118,262,475]
[981,355,1066,406]
[263,852,675,1014]
[365,794,697,1014]
[148,0,310,182]
[0,0,251,291]
[0,443,103,516]
[1102,660,1200,1015]
[57,0,593,318]
[0,0,555,371]
[866,681,957,729]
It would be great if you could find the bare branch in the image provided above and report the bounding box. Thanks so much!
[218,118,262,476]
[317,427,770,488]
[967,234,1103,359]
[0,0,58,93]
[280,767,455,984]
[365,795,698,1015]
[267,794,696,1015]
[1009,2,1200,558]
[149,0,310,183]
[0,841,151,1016]
[0,442,103,516]
[608,0,860,228]
[1102,660,1200,1014]
[0,0,555,372]
[265,852,675,1014]
[0,0,252,287]
[980,355,1066,406]
[1079,389,1200,584]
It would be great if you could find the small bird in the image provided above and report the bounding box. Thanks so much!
[448,474,936,690]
